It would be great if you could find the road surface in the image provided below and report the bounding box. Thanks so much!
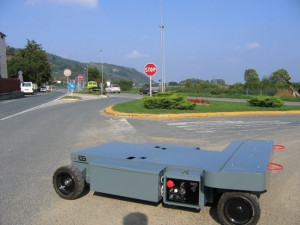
[0,93,299,225]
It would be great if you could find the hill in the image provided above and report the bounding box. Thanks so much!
[47,53,149,85]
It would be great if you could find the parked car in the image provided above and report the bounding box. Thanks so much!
[20,82,34,94]
[139,83,159,95]
[105,84,121,93]
[87,81,100,91]
[39,86,47,92]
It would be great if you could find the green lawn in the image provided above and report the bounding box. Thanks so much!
[112,99,300,114]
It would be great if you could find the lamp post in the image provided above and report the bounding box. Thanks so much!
[99,49,104,95]
[160,0,165,92]
[83,64,88,88]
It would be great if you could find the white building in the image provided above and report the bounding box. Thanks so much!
[0,32,8,78]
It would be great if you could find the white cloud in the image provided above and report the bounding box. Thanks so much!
[125,50,150,59]
[245,42,261,49]
[26,0,98,8]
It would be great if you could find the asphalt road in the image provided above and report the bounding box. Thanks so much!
[0,89,67,120]
[0,93,299,225]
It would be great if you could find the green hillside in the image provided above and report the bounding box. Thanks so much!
[47,53,149,85]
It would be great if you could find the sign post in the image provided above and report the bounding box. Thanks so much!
[64,69,72,93]
[68,81,76,96]
[78,74,83,92]
[144,63,157,96]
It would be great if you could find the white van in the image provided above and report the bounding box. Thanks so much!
[21,82,34,94]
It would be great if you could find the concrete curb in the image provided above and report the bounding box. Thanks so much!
[60,94,108,101]
[104,105,300,119]
[0,91,24,100]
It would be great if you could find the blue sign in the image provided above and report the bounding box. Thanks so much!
[68,81,76,90]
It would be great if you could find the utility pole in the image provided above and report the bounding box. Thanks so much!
[99,49,104,95]
[160,0,166,92]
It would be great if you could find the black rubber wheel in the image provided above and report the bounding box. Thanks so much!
[217,192,260,225]
[53,165,85,200]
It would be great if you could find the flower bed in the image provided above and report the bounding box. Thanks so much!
[188,98,210,105]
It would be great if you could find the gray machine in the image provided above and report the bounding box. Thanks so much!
[53,140,283,225]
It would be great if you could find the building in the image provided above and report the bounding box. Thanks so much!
[0,32,8,78]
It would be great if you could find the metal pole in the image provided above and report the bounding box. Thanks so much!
[99,49,104,95]
[160,0,165,92]
[87,63,89,83]
[150,76,152,97]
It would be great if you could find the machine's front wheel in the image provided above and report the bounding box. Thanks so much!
[217,192,260,225]
[53,165,85,200]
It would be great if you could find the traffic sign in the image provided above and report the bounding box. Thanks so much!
[78,74,83,80]
[64,69,72,77]
[68,81,76,90]
[144,63,157,76]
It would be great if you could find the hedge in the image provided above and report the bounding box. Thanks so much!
[248,96,283,108]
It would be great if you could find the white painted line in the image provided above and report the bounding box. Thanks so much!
[0,99,61,121]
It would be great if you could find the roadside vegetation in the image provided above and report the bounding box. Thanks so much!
[6,40,299,107]
[112,98,300,114]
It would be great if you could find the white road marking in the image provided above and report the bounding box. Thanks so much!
[0,99,63,121]
[167,120,293,133]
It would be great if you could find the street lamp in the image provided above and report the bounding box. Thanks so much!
[83,64,88,88]
[99,49,104,95]
[160,0,165,92]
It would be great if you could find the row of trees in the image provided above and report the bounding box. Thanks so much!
[174,68,299,96]
[244,68,291,91]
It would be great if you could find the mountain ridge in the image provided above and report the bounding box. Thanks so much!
[47,53,149,84]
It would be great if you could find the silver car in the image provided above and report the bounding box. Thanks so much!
[105,84,121,93]
[39,86,47,92]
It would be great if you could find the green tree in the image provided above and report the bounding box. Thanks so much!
[168,81,179,86]
[88,67,100,81]
[245,76,260,90]
[115,79,133,91]
[269,69,289,89]
[7,40,51,84]
[228,83,244,95]
[184,79,192,88]
[6,46,18,58]
[244,69,259,82]
[260,77,272,90]
[211,79,225,85]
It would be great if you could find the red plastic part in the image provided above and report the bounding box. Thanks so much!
[166,180,175,188]
[267,162,284,171]
[272,144,285,150]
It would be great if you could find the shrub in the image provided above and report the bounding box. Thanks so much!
[248,96,284,108]
[143,92,196,110]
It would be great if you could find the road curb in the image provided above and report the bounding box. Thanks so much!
[104,105,300,119]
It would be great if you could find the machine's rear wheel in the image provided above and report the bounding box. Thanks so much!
[217,192,260,225]
[53,165,85,200]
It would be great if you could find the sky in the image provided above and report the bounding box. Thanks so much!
[1,0,300,84]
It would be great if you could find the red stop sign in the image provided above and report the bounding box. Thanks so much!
[78,74,83,80]
[144,63,157,76]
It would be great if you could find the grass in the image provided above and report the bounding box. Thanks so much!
[112,99,300,114]
[60,95,82,100]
